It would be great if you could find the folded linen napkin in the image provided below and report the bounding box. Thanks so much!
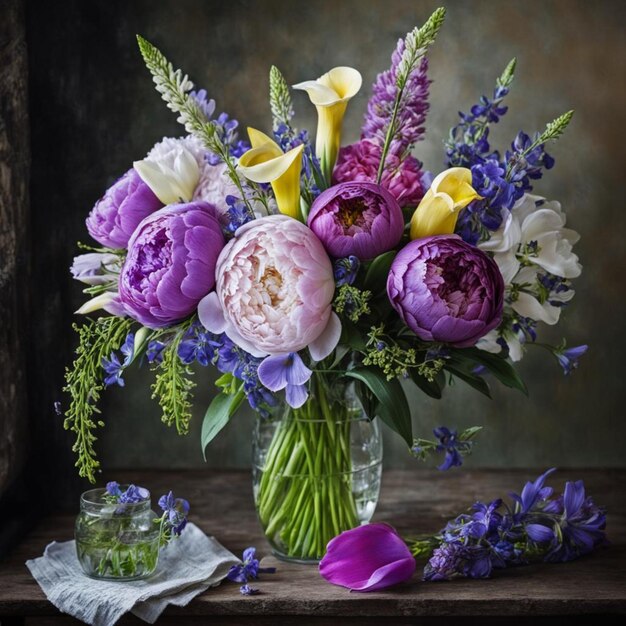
[26,522,239,626]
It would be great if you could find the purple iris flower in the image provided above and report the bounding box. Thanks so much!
[545,480,607,562]
[554,345,588,375]
[158,491,190,535]
[257,352,312,409]
[511,467,556,520]
[227,547,276,583]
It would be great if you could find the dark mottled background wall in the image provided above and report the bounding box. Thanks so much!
[26,0,626,476]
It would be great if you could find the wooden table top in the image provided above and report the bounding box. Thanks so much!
[1,468,625,625]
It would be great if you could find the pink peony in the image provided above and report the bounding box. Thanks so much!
[333,139,424,208]
[198,215,341,359]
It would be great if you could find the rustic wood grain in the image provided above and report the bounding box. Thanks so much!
[0,469,624,624]
[0,0,29,495]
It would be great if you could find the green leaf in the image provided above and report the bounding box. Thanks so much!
[455,348,528,395]
[201,387,245,461]
[363,251,397,293]
[444,358,492,399]
[409,369,443,399]
[340,322,367,352]
[345,367,412,445]
[459,425,483,441]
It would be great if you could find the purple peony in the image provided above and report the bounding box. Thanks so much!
[307,181,404,260]
[86,168,163,248]
[333,139,424,208]
[387,235,504,347]
[119,201,225,328]
[319,523,416,592]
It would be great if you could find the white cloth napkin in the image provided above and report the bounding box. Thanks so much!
[26,523,239,626]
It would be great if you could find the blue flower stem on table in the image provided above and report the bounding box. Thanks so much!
[255,373,359,561]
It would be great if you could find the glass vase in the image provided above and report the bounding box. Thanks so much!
[252,374,383,563]
[75,488,160,580]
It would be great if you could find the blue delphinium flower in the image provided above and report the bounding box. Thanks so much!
[553,344,588,375]
[224,195,255,234]
[333,256,360,286]
[178,323,219,366]
[102,333,135,388]
[227,547,276,584]
[146,340,166,364]
[106,481,122,498]
[120,484,150,504]
[209,333,278,417]
[158,491,190,536]
[239,584,260,596]
[433,427,472,471]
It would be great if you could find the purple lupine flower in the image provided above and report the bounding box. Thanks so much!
[320,523,416,592]
[119,202,225,328]
[362,41,430,157]
[333,140,424,208]
[554,344,588,375]
[387,235,504,347]
[424,541,466,581]
[433,427,473,471]
[333,256,360,287]
[86,169,163,249]
[307,182,404,260]
[227,547,276,583]
[158,491,190,535]
[257,352,312,409]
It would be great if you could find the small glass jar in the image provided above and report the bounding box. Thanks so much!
[75,488,160,580]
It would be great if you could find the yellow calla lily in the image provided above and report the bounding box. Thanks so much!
[293,66,362,181]
[238,128,304,219]
[410,167,481,239]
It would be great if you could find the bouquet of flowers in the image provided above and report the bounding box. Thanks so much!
[63,7,585,561]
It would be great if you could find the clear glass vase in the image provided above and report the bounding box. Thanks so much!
[75,488,160,580]
[252,375,383,563]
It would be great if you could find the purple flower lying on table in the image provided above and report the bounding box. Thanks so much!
[227,547,276,585]
[418,468,607,580]
[319,523,416,591]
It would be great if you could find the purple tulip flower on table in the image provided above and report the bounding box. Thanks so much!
[62,7,588,565]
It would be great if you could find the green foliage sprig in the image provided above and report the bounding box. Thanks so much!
[333,285,372,323]
[136,35,254,214]
[362,324,418,380]
[150,323,196,435]
[269,65,295,132]
[63,316,134,483]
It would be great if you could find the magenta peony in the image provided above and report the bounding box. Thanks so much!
[320,523,416,592]
[86,168,163,248]
[387,235,504,347]
[118,202,225,328]
[333,139,424,208]
[307,181,404,260]
[198,215,340,359]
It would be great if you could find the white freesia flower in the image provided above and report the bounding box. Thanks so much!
[477,193,582,360]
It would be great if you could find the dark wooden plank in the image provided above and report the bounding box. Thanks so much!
[1,469,625,620]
